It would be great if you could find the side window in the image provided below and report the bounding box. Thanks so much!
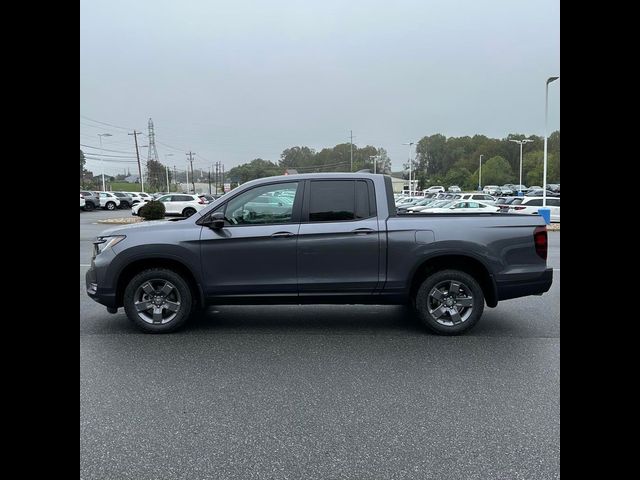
[477,203,487,208]
[355,181,371,219]
[467,202,479,208]
[547,199,560,207]
[174,195,192,201]
[159,196,172,202]
[225,182,299,225]
[527,199,543,206]
[309,180,356,222]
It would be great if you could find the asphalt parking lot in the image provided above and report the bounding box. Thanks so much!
[80,210,560,479]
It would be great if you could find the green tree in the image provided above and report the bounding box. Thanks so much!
[444,167,472,189]
[279,146,316,169]
[227,158,282,184]
[478,156,514,186]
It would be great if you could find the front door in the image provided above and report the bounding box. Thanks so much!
[199,181,302,297]
[297,179,380,295]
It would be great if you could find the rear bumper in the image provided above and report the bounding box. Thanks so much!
[495,268,553,301]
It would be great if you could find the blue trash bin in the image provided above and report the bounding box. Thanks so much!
[538,207,551,224]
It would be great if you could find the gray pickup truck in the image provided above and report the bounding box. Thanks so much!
[86,173,552,334]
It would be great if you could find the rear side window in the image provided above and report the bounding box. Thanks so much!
[526,199,543,206]
[547,199,560,207]
[309,181,356,222]
[173,195,193,201]
[308,180,374,222]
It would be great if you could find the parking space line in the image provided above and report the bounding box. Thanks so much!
[80,264,91,267]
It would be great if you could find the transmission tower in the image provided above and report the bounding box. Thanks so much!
[147,118,161,188]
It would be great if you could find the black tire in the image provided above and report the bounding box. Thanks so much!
[414,269,484,335]
[105,201,116,211]
[123,268,193,333]
[84,202,95,211]
[182,207,196,217]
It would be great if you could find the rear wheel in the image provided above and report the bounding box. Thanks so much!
[84,202,95,211]
[414,269,484,335]
[182,207,196,217]
[123,268,193,333]
[105,202,116,210]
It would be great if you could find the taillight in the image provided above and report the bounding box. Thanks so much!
[513,206,526,210]
[198,197,205,204]
[534,226,547,260]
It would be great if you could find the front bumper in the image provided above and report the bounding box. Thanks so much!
[495,268,553,301]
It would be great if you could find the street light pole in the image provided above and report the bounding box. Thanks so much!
[543,76,559,207]
[478,154,483,191]
[402,142,415,195]
[509,138,533,195]
[97,133,112,191]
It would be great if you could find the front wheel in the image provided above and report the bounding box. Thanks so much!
[182,207,196,217]
[414,269,484,335]
[123,268,193,333]
[105,202,116,210]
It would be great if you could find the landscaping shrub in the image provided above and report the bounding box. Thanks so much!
[139,200,165,220]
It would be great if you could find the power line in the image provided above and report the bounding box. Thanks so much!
[80,143,137,155]
[80,115,133,131]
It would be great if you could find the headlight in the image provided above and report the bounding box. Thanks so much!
[93,235,126,256]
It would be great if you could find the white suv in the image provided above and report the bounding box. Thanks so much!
[508,197,560,222]
[97,192,121,210]
[131,194,207,217]
[424,186,445,193]
[482,185,500,195]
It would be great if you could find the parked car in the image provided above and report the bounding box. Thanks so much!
[395,196,422,207]
[458,193,497,204]
[512,184,527,194]
[80,194,86,209]
[448,185,461,193]
[495,197,521,211]
[424,200,501,214]
[508,197,560,222]
[87,173,552,335]
[424,186,445,193]
[138,192,153,201]
[482,185,500,195]
[131,194,207,217]
[526,186,542,192]
[111,192,134,209]
[125,192,143,205]
[97,192,121,210]
[406,199,454,212]
[398,197,437,213]
[500,185,514,195]
[80,191,100,211]
[525,189,560,197]
[547,183,560,193]
[199,194,216,204]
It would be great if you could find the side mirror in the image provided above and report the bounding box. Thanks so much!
[207,211,225,229]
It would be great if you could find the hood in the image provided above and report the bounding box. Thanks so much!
[98,219,190,237]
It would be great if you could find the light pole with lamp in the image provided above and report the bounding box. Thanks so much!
[478,154,483,191]
[543,76,559,207]
[97,133,112,191]
[402,142,415,195]
[509,138,534,195]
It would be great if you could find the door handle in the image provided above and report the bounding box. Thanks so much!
[271,231,296,238]
[351,228,376,235]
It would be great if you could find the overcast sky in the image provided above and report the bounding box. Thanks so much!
[80,0,560,177]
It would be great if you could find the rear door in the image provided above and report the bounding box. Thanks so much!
[158,195,178,214]
[297,179,380,294]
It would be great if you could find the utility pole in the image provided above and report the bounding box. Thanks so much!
[216,162,221,195]
[402,142,415,195]
[222,164,225,192]
[185,164,189,193]
[165,166,170,193]
[478,155,483,191]
[186,151,195,194]
[128,130,144,192]
[350,130,353,172]
[208,167,212,194]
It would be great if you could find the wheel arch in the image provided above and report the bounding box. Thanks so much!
[409,253,498,307]
[115,257,203,308]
